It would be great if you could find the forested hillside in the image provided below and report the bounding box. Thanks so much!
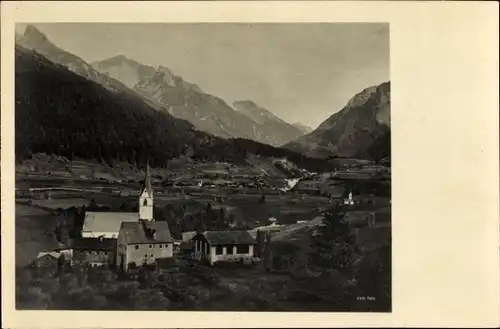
[15,46,335,173]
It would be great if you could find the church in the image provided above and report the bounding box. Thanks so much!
[115,163,174,272]
[79,163,174,271]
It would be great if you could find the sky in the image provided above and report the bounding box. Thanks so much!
[17,23,389,129]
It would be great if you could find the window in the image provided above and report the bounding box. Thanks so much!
[135,245,139,250]
[143,199,148,206]
[237,245,249,254]
[226,246,234,255]
[150,254,154,258]
[159,244,163,248]
[149,245,152,248]
[216,246,223,255]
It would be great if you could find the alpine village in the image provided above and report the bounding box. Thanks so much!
[14,25,391,312]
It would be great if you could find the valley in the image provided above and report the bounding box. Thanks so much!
[13,23,391,312]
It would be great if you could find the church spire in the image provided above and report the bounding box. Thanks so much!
[142,159,153,198]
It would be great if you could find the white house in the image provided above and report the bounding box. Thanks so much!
[191,231,256,265]
[343,190,355,206]
[116,220,174,272]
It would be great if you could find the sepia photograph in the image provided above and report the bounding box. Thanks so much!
[2,1,499,328]
[13,22,391,312]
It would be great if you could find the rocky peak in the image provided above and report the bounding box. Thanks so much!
[22,25,49,43]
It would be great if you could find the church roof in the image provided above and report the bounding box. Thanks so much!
[141,161,154,197]
[121,220,174,244]
[82,212,139,234]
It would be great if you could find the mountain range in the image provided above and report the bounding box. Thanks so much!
[17,25,307,147]
[15,44,335,173]
[14,24,390,164]
[92,55,306,146]
[284,82,391,160]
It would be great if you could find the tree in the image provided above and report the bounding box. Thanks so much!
[307,210,358,275]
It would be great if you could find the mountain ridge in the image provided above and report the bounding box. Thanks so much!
[94,54,307,147]
[284,82,391,160]
[292,122,314,135]
[15,45,335,173]
[17,25,131,94]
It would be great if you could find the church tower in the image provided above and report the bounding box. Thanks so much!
[139,161,154,221]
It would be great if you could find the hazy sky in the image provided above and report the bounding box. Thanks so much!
[17,23,389,128]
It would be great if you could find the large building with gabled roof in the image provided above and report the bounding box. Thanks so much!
[116,220,174,272]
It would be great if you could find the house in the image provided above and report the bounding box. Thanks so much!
[116,220,174,272]
[70,237,117,268]
[343,190,355,206]
[248,222,284,239]
[33,251,63,277]
[192,230,256,265]
[182,231,197,242]
[176,241,194,258]
[155,257,180,278]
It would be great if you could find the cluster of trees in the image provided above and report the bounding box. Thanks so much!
[307,210,391,310]
[15,46,336,173]
[264,209,391,311]
[153,202,237,239]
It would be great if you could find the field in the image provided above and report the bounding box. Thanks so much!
[14,154,391,311]
[15,204,60,266]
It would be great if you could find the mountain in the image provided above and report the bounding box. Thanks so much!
[16,25,130,93]
[284,82,391,160]
[232,100,306,145]
[91,55,157,89]
[91,56,203,93]
[15,45,201,167]
[291,122,313,135]
[92,55,304,147]
[15,45,335,173]
[21,25,307,148]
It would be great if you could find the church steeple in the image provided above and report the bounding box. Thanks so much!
[139,160,154,221]
[142,160,153,198]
